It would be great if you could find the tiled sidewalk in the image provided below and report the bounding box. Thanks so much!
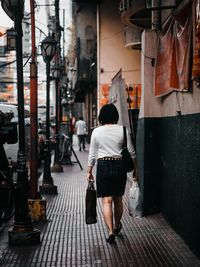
[0,140,200,266]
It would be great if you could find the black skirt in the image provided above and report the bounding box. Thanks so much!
[96,159,127,198]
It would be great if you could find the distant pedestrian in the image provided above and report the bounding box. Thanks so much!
[75,116,86,151]
[86,103,138,244]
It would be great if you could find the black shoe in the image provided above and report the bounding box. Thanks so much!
[106,234,115,244]
[79,148,82,151]
[114,222,122,235]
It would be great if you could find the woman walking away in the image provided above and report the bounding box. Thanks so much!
[86,103,138,244]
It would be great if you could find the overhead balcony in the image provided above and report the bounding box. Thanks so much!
[119,0,151,29]
[124,26,142,49]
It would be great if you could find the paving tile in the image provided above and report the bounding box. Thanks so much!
[0,139,200,266]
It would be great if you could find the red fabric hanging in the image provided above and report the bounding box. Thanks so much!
[154,1,193,97]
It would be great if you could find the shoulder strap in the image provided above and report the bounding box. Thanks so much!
[123,126,127,148]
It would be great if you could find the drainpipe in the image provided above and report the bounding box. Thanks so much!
[28,0,46,222]
[97,3,100,116]
[152,0,161,31]
[29,0,39,200]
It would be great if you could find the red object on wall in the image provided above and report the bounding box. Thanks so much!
[126,83,141,109]
[192,4,200,80]
[100,97,108,107]
[101,84,109,96]
[154,1,192,97]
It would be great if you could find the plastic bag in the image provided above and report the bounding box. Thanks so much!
[85,181,97,224]
[128,181,142,217]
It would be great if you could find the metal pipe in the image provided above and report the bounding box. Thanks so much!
[42,60,52,184]
[13,7,32,231]
[29,0,39,199]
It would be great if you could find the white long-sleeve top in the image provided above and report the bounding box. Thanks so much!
[88,124,136,167]
[75,120,86,135]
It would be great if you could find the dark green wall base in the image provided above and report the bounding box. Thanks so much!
[136,117,161,215]
[137,113,200,258]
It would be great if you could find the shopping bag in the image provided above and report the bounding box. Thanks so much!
[128,181,142,217]
[85,181,97,224]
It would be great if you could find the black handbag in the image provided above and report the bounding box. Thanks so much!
[85,181,97,224]
[121,126,134,173]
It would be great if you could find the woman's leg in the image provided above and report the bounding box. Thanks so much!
[102,196,114,235]
[113,196,123,228]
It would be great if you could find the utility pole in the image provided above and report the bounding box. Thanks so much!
[28,0,46,221]
[29,0,38,199]
[51,0,63,172]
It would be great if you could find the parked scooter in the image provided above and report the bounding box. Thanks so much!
[0,168,14,226]
[0,111,17,227]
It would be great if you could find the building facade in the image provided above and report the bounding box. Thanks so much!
[70,0,200,258]
[119,0,200,258]
[71,0,98,139]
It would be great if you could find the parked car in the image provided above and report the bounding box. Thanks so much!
[0,103,30,164]
[0,103,43,164]
[0,103,30,118]
[38,105,55,123]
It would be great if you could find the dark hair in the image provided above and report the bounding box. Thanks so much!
[98,104,119,125]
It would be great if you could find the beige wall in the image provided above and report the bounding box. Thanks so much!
[140,30,200,119]
[98,0,141,88]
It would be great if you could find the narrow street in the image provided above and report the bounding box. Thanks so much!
[0,138,199,267]
[0,0,200,266]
